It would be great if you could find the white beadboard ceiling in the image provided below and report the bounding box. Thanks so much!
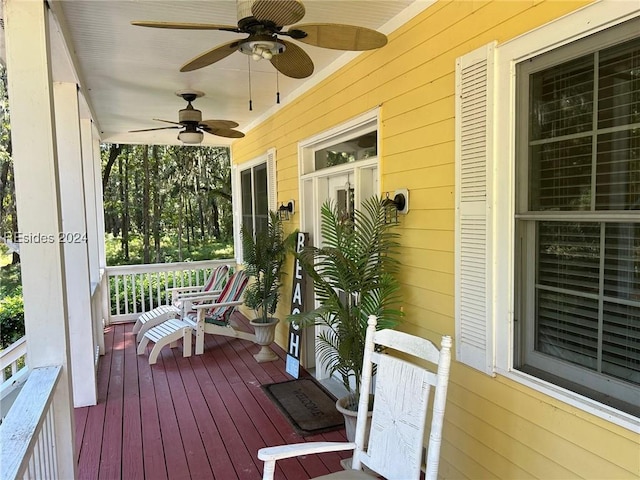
[19,0,425,146]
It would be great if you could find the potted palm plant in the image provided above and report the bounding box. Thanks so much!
[288,196,403,440]
[242,211,296,362]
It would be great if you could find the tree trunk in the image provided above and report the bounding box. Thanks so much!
[177,193,183,261]
[212,197,221,239]
[152,146,161,262]
[102,143,123,193]
[142,145,150,264]
[122,152,130,261]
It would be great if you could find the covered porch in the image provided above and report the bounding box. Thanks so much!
[76,316,349,480]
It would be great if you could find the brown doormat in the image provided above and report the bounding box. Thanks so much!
[262,377,345,436]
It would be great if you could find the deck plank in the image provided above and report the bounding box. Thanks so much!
[98,324,125,480]
[121,324,144,480]
[76,313,348,480]
[77,324,113,479]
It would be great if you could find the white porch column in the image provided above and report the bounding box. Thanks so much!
[3,0,76,477]
[80,119,106,355]
[93,134,107,271]
[80,119,100,286]
[55,83,97,407]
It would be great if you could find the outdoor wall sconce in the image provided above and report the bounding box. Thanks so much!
[382,189,409,224]
[278,200,295,221]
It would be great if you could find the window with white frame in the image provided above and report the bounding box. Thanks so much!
[240,162,269,236]
[234,149,277,261]
[455,5,640,427]
[514,22,639,414]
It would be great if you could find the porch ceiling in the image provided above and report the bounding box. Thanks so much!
[2,0,421,146]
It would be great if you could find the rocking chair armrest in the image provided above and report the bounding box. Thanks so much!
[258,441,356,461]
[258,442,356,480]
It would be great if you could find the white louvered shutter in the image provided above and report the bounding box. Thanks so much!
[266,148,277,211]
[454,42,496,375]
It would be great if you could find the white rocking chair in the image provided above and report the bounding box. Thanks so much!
[257,315,452,480]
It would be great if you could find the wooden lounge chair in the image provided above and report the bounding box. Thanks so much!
[132,264,229,343]
[137,270,253,364]
[257,315,453,480]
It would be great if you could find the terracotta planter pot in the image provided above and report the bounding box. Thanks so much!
[250,317,279,363]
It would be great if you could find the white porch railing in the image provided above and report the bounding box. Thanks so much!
[104,259,236,323]
[0,365,63,480]
[1,336,27,383]
[0,337,29,421]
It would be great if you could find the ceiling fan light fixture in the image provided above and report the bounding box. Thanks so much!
[178,130,204,144]
[239,39,284,61]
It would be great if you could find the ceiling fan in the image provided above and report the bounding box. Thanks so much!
[131,0,388,79]
[129,90,244,144]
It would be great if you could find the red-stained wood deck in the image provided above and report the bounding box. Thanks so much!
[74,312,349,480]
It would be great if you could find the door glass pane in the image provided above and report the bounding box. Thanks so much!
[314,131,377,171]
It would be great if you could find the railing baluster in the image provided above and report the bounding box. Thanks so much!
[147,272,153,310]
[115,276,121,316]
[131,273,137,314]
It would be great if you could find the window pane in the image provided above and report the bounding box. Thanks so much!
[241,169,253,234]
[253,163,268,234]
[603,301,640,385]
[536,289,599,371]
[529,137,593,210]
[603,223,640,300]
[314,131,377,171]
[596,130,640,210]
[598,36,640,130]
[537,221,601,294]
[529,55,594,141]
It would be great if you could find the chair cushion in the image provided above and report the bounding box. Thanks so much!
[312,470,377,480]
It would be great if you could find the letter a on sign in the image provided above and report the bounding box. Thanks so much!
[286,232,308,378]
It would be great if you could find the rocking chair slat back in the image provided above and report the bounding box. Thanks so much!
[353,316,452,480]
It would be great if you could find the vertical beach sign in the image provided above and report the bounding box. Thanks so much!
[286,232,308,378]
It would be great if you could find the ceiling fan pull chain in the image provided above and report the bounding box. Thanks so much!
[276,70,280,104]
[248,56,253,111]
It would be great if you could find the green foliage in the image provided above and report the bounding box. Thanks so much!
[242,211,296,323]
[102,143,235,264]
[0,264,23,349]
[288,196,403,397]
[105,233,233,266]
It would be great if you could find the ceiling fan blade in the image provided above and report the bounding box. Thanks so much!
[270,39,314,79]
[202,127,245,139]
[153,118,183,126]
[251,0,305,27]
[180,39,242,72]
[131,21,239,32]
[200,119,240,129]
[290,23,387,50]
[129,126,181,133]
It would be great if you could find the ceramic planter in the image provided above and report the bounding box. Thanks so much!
[250,317,279,363]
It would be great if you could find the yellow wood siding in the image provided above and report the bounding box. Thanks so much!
[233,1,640,477]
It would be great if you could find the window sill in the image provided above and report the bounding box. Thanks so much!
[494,367,640,434]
